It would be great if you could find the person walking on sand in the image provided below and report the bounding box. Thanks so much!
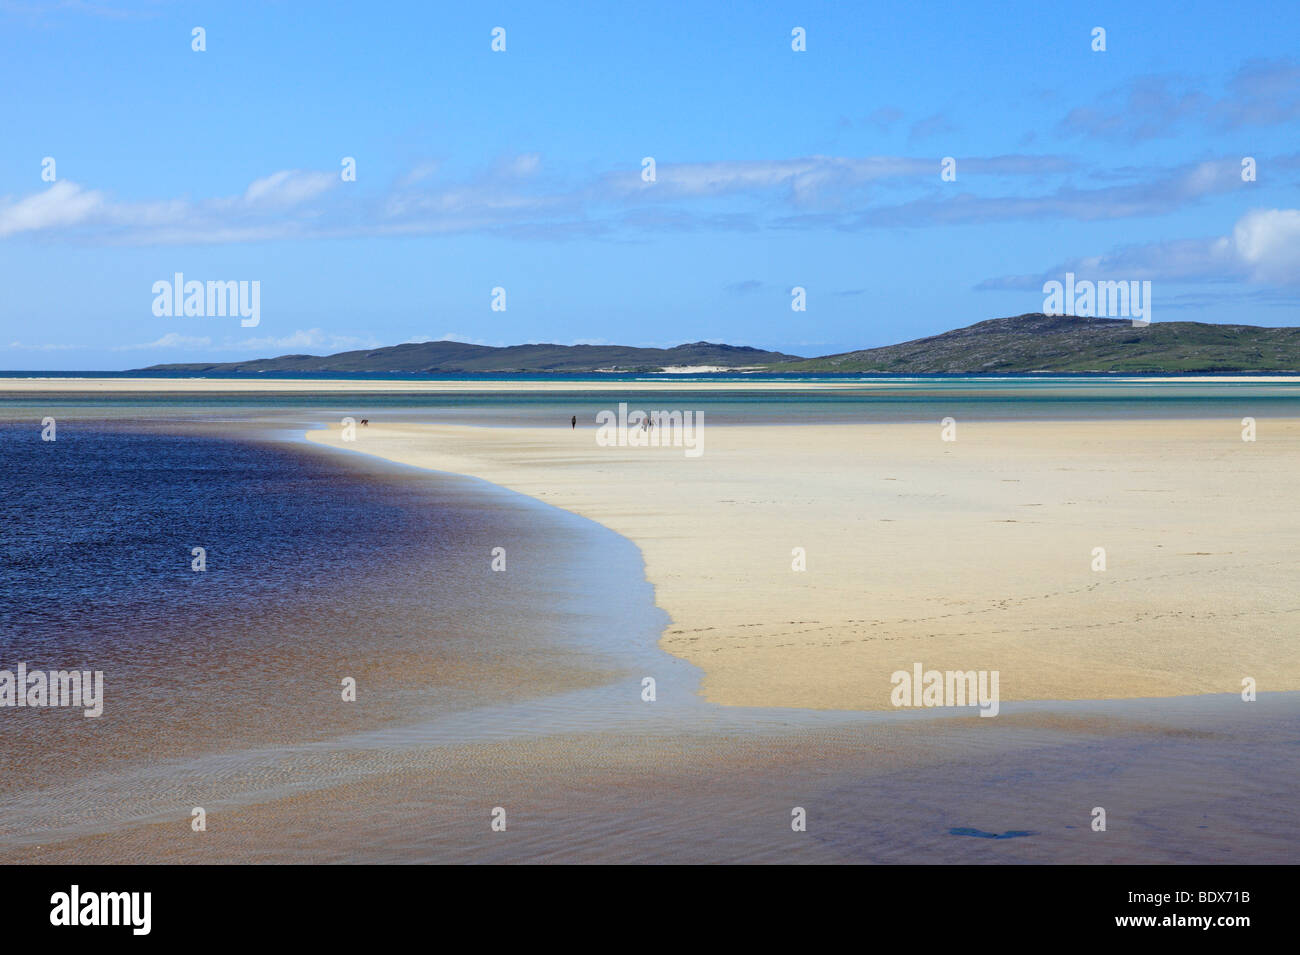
[571,415,576,429]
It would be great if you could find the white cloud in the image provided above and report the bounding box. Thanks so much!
[1230,209,1300,283]
[6,339,83,351]
[233,329,381,352]
[19,329,383,355]
[242,170,337,207]
[977,208,1300,290]
[112,333,213,351]
[0,169,342,244]
[0,181,104,238]
[396,161,440,187]
[606,156,925,201]
[501,153,541,178]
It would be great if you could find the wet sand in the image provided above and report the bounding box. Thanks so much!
[6,694,1295,863]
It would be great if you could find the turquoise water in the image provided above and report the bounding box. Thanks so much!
[6,376,1300,425]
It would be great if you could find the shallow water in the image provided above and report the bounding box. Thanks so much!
[0,419,664,821]
[7,375,1300,426]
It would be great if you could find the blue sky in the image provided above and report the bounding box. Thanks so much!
[2,0,1298,369]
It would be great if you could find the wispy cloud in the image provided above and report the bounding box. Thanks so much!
[6,339,83,351]
[111,333,214,351]
[1214,58,1300,129]
[908,113,957,143]
[0,152,1259,245]
[234,329,383,352]
[108,329,383,353]
[866,107,904,130]
[830,158,1248,229]
[1059,59,1300,141]
[1058,74,1210,142]
[0,169,342,243]
[598,154,1063,203]
[241,170,338,207]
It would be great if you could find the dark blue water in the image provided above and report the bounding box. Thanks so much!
[0,420,652,786]
[2,426,413,641]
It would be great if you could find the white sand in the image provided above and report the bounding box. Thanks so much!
[307,417,1300,710]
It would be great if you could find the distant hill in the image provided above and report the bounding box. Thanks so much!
[135,315,1300,376]
[769,314,1300,374]
[139,340,802,374]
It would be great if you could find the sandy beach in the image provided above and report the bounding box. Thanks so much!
[308,416,1300,711]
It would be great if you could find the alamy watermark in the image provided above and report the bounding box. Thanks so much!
[595,402,704,457]
[890,662,999,717]
[152,273,260,327]
[50,885,150,935]
[1043,272,1150,327]
[0,663,103,717]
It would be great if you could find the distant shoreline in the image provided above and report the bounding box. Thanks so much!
[2,373,1300,393]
